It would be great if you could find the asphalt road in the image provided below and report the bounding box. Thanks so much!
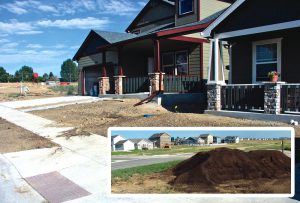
[111,153,194,170]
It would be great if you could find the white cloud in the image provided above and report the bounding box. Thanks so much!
[0,19,42,36]
[52,44,66,49]
[0,3,28,15]
[37,17,110,29]
[0,42,19,54]
[97,0,139,16]
[0,39,10,43]
[26,43,42,49]
[137,1,147,7]
[37,4,57,13]
[16,30,43,35]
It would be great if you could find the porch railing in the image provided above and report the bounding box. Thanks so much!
[164,75,203,93]
[122,76,150,94]
[281,84,300,113]
[221,84,264,111]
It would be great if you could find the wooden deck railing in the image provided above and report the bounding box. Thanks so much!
[281,84,300,113]
[122,76,150,94]
[163,75,203,93]
[221,84,264,111]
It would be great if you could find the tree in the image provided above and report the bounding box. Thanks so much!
[0,67,9,82]
[15,66,33,82]
[42,73,49,81]
[60,59,78,82]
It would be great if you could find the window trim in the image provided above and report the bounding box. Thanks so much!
[178,0,194,16]
[175,50,189,75]
[252,38,282,83]
[161,50,189,75]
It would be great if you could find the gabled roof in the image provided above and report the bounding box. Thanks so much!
[129,139,153,144]
[199,134,212,138]
[93,30,136,44]
[202,0,246,37]
[111,135,124,141]
[149,132,170,139]
[115,140,133,145]
[126,0,175,33]
[73,30,135,61]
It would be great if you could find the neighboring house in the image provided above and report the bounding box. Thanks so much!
[224,136,239,144]
[111,135,125,151]
[202,0,300,114]
[199,134,213,144]
[149,132,172,148]
[129,139,154,150]
[114,140,135,151]
[74,0,233,96]
[213,136,222,144]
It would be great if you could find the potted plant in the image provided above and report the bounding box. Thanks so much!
[268,71,280,82]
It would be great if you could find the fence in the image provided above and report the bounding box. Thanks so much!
[164,75,203,93]
[221,84,264,111]
[122,76,150,94]
[281,84,300,114]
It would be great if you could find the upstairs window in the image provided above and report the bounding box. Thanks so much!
[179,0,193,15]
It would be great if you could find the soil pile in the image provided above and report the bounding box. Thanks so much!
[171,148,290,186]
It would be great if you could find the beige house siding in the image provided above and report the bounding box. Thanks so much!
[200,0,230,20]
[189,45,201,76]
[202,42,229,80]
[159,134,171,148]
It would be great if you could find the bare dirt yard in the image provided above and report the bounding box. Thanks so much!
[0,82,77,102]
[0,118,57,153]
[30,99,300,137]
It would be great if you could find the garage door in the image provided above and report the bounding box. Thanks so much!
[84,66,101,96]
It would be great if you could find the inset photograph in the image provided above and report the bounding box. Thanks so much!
[109,127,294,195]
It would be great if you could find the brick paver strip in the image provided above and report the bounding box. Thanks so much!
[25,171,91,203]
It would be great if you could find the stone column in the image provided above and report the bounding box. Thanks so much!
[206,83,222,111]
[114,76,125,95]
[149,72,165,94]
[263,82,285,114]
[99,77,109,95]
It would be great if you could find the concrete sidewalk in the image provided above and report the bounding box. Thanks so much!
[0,96,99,109]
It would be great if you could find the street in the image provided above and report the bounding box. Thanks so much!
[111,153,195,170]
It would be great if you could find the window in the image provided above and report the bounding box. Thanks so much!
[162,52,175,75]
[179,0,193,15]
[162,51,188,75]
[176,51,188,75]
[253,39,281,83]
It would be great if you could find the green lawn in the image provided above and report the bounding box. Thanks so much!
[111,140,291,156]
[112,160,181,182]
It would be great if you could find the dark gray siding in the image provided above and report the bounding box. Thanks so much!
[175,0,199,26]
[231,40,252,84]
[215,0,300,34]
[230,29,300,84]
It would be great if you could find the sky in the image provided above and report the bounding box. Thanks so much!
[111,128,292,139]
[0,0,146,77]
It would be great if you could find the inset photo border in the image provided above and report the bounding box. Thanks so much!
[108,127,295,198]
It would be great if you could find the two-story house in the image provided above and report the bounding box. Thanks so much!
[73,0,233,96]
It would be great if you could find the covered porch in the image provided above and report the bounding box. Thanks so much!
[204,25,300,115]
[97,34,207,96]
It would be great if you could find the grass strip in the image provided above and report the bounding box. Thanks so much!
[112,160,182,181]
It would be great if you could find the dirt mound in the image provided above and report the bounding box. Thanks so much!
[171,148,290,187]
